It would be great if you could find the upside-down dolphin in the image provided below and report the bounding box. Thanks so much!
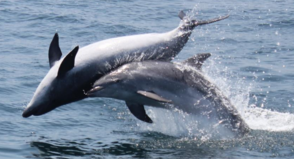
[22,11,229,118]
[86,53,250,137]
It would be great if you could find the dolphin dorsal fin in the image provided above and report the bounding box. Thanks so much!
[137,91,172,103]
[182,53,211,70]
[125,101,153,123]
[49,33,62,68]
[178,10,186,20]
[57,46,79,77]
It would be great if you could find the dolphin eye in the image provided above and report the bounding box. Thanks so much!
[113,79,121,83]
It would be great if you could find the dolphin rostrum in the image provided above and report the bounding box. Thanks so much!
[22,11,229,118]
[87,53,250,137]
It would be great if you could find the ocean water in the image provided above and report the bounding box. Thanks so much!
[1,0,294,158]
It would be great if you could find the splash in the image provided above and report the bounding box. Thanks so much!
[134,60,245,140]
[136,108,235,140]
[133,7,294,139]
[244,106,294,131]
[135,52,294,139]
[203,57,294,132]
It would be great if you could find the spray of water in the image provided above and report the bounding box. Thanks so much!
[133,7,294,140]
[134,54,294,140]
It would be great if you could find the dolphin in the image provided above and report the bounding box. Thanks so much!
[86,53,250,137]
[22,11,229,118]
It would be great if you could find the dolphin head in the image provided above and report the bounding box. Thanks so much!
[86,62,175,107]
[22,34,81,118]
[178,11,229,31]
[23,73,62,117]
[23,69,86,118]
[86,65,136,100]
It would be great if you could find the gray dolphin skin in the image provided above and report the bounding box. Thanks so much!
[22,11,229,118]
[86,54,250,137]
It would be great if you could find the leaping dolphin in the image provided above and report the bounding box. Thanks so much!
[22,11,229,118]
[86,53,250,137]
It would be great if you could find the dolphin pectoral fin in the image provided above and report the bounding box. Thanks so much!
[57,46,79,77]
[182,53,211,70]
[125,101,153,123]
[49,33,62,68]
[137,90,172,103]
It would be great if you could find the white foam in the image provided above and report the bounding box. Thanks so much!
[204,59,294,132]
[244,106,294,131]
[136,108,235,140]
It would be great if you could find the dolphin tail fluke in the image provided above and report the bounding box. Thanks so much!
[178,10,229,29]
[178,10,186,20]
[194,14,230,26]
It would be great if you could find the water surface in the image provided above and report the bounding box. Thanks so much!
[1,0,294,158]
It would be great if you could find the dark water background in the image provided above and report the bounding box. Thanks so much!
[1,0,294,158]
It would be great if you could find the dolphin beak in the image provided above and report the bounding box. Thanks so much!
[22,104,36,118]
[86,86,104,96]
[22,100,52,118]
[194,14,229,26]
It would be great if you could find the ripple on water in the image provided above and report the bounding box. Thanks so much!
[23,129,294,158]
[1,0,294,158]
[240,66,272,73]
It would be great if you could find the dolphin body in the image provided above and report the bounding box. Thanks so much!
[87,54,250,137]
[22,11,229,118]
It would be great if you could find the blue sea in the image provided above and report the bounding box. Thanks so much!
[1,0,294,158]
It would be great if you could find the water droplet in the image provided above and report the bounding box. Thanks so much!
[275,31,279,35]
[288,100,292,107]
